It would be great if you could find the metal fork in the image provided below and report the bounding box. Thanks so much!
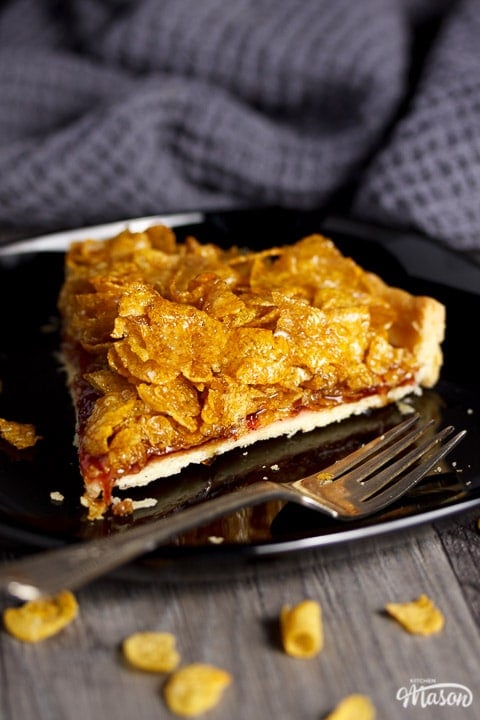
[0,413,465,600]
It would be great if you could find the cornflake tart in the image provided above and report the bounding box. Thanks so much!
[58,225,445,519]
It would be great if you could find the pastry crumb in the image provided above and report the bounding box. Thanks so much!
[49,491,64,503]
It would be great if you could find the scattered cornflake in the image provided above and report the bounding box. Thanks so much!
[207,536,224,544]
[3,590,78,643]
[270,464,280,471]
[122,631,180,673]
[0,417,41,449]
[49,491,64,503]
[324,693,376,720]
[280,599,323,658]
[163,663,232,717]
[385,594,444,635]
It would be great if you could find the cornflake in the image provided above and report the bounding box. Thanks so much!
[3,590,78,642]
[280,599,323,658]
[122,631,180,672]
[325,694,376,720]
[0,417,40,450]
[163,663,232,717]
[385,593,445,635]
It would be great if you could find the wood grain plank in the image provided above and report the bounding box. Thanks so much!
[1,522,479,720]
[434,507,480,625]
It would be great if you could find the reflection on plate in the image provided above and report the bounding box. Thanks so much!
[0,208,479,579]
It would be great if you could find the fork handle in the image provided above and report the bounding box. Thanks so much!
[0,480,283,601]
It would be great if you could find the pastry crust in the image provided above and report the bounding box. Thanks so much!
[58,225,445,518]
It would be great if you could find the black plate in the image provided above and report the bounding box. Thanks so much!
[0,208,479,579]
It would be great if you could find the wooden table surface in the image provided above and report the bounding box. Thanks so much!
[1,220,479,720]
[1,506,480,719]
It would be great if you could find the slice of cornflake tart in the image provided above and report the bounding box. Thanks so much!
[58,224,445,519]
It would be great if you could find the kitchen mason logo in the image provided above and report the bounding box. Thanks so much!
[396,679,473,710]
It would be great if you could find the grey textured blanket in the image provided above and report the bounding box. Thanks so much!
[0,0,478,250]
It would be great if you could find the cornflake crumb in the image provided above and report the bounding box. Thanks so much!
[270,464,280,471]
[112,498,134,516]
[111,497,158,515]
[208,536,224,544]
[80,495,105,521]
[0,418,41,450]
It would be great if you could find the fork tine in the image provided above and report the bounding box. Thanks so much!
[355,425,456,500]
[359,429,467,515]
[326,413,434,484]
[344,419,437,483]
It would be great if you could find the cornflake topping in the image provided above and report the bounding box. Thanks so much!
[58,225,424,511]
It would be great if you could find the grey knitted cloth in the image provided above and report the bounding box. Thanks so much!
[0,0,478,250]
